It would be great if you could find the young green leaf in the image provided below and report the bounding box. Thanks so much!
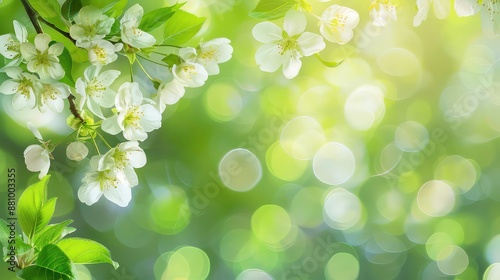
[162,54,181,67]
[61,0,83,21]
[34,220,74,250]
[249,0,296,20]
[17,266,72,280]
[18,176,51,241]
[57,238,119,269]
[82,0,128,18]
[314,54,343,68]
[17,244,75,280]
[163,10,206,45]
[0,219,10,248]
[139,3,184,33]
[28,0,69,32]
[58,47,75,87]
[15,236,32,256]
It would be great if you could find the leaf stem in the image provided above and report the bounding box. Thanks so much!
[138,53,169,67]
[136,58,154,81]
[52,130,78,148]
[95,130,113,149]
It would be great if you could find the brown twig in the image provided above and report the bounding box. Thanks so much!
[20,0,84,123]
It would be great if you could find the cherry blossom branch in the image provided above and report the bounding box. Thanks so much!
[20,0,84,123]
[68,95,85,122]
[20,0,43,34]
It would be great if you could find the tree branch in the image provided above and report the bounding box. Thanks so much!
[20,0,43,34]
[68,95,84,123]
[20,0,84,123]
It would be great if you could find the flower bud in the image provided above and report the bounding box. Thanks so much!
[66,142,89,161]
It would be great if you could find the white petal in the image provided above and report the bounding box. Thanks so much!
[27,122,43,140]
[24,145,50,176]
[282,53,302,79]
[284,10,306,36]
[159,80,185,105]
[140,104,161,132]
[297,32,325,56]
[102,115,122,135]
[454,0,479,16]
[433,0,450,19]
[103,183,132,207]
[34,34,51,52]
[179,47,197,62]
[48,42,64,56]
[96,70,120,87]
[252,22,282,43]
[255,44,283,73]
[0,80,19,95]
[413,0,431,26]
[13,20,28,42]
[78,181,103,206]
[123,126,147,141]
[88,98,105,119]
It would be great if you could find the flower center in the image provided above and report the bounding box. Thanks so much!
[92,45,107,61]
[124,106,144,128]
[113,151,129,169]
[87,78,106,98]
[329,14,349,32]
[200,47,218,62]
[17,76,33,97]
[98,171,119,190]
[278,38,297,55]
[34,51,50,67]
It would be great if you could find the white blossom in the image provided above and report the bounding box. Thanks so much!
[413,0,450,27]
[78,155,132,207]
[88,40,123,66]
[76,65,120,119]
[195,38,233,75]
[120,4,156,48]
[319,5,360,44]
[455,0,500,36]
[0,20,28,66]
[38,80,71,113]
[156,79,186,107]
[24,122,51,179]
[70,5,115,48]
[370,0,398,26]
[98,141,146,186]
[20,33,65,80]
[0,66,39,110]
[102,82,161,141]
[252,10,326,79]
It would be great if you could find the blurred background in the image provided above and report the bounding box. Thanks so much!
[2,0,500,279]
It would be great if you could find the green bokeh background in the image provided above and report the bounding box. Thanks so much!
[1,0,500,279]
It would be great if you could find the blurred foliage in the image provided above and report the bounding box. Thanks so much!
[1,0,500,279]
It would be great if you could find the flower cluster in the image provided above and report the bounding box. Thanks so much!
[0,3,232,207]
[252,5,359,79]
[251,0,499,79]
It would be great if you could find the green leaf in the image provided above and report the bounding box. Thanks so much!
[0,219,10,248]
[17,244,75,280]
[314,54,343,68]
[59,47,74,87]
[17,266,72,280]
[82,0,128,18]
[34,220,74,250]
[61,0,83,21]
[57,238,119,269]
[163,10,205,45]
[18,176,52,240]
[249,0,296,20]
[139,3,184,33]
[162,54,180,67]
[15,237,32,256]
[28,0,69,32]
